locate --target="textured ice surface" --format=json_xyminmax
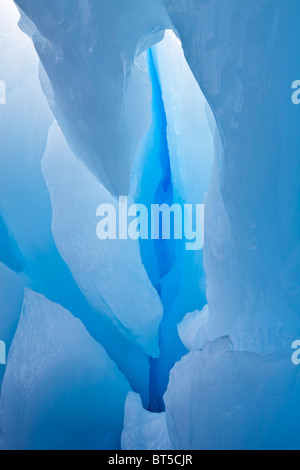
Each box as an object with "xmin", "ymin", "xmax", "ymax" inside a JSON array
[
  {"xmin": 122, "ymin": 392, "xmax": 173, "ymax": 451},
  {"xmin": 165, "ymin": 337, "xmax": 300, "ymax": 450},
  {"xmin": 178, "ymin": 305, "xmax": 210, "ymax": 352},
  {"xmin": 166, "ymin": 0, "xmax": 300, "ymax": 355},
  {"xmin": 42, "ymin": 122, "xmax": 163, "ymax": 358},
  {"xmin": 14, "ymin": 0, "xmax": 171, "ymax": 196},
  {"xmin": 0, "ymin": 0, "xmax": 99, "ymax": 323},
  {"xmin": 130, "ymin": 32, "xmax": 213, "ymax": 409},
  {"xmin": 121, "ymin": 52, "xmax": 152, "ymax": 171},
  {"xmin": 1, "ymin": 1, "xmax": 154, "ymax": 405},
  {"xmin": 0, "ymin": 290, "xmax": 130, "ymax": 450},
  {"xmin": 153, "ymin": 30, "xmax": 214, "ymax": 205}
]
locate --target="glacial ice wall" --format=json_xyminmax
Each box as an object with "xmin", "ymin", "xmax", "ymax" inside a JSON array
[
  {"xmin": 0, "ymin": 0, "xmax": 159, "ymax": 410},
  {"xmin": 171, "ymin": 0, "xmax": 300, "ymax": 354},
  {"xmin": 0, "ymin": 1, "xmax": 158, "ymax": 444},
  {"xmin": 15, "ymin": 0, "xmax": 300, "ymax": 356},
  {"xmin": 1, "ymin": 290, "xmax": 130, "ymax": 450},
  {"xmin": 164, "ymin": 337, "xmax": 300, "ymax": 450},
  {"xmin": 0, "ymin": 0, "xmax": 111, "ymax": 350},
  {"xmin": 132, "ymin": 35, "xmax": 214, "ymax": 410},
  {"xmin": 0, "ymin": 0, "xmax": 298, "ymax": 450},
  {"xmin": 14, "ymin": 0, "xmax": 171, "ymax": 196},
  {"xmin": 41, "ymin": 121, "xmax": 163, "ymax": 358}
]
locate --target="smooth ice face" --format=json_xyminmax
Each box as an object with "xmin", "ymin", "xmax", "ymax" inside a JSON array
[
  {"xmin": 164, "ymin": 0, "xmax": 300, "ymax": 355},
  {"xmin": 0, "ymin": 0, "xmax": 121, "ymax": 362},
  {"xmin": 122, "ymin": 392, "xmax": 173, "ymax": 451},
  {"xmin": 177, "ymin": 305, "xmax": 210, "ymax": 352},
  {"xmin": 0, "ymin": 0, "xmax": 81, "ymax": 305},
  {"xmin": 0, "ymin": 0, "xmax": 55, "ymax": 281},
  {"xmin": 165, "ymin": 337, "xmax": 300, "ymax": 450},
  {"xmin": 0, "ymin": 0, "xmax": 151, "ymax": 404},
  {"xmin": 0, "ymin": 289, "xmax": 130, "ymax": 450},
  {"xmin": 14, "ymin": 0, "xmax": 171, "ymax": 196},
  {"xmin": 0, "ymin": 0, "xmax": 53, "ymax": 261},
  {"xmin": 42, "ymin": 122, "xmax": 163, "ymax": 358},
  {"xmin": 152, "ymin": 30, "xmax": 214, "ymax": 204},
  {"xmin": 121, "ymin": 52, "xmax": 153, "ymax": 172}
]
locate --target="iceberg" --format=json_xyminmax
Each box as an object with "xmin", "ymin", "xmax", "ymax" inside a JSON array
[{"xmin": 0, "ymin": 289, "xmax": 130, "ymax": 450}]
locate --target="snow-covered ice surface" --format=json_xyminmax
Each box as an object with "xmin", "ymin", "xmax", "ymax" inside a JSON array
[{"xmin": 0, "ymin": 0, "xmax": 297, "ymax": 450}]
